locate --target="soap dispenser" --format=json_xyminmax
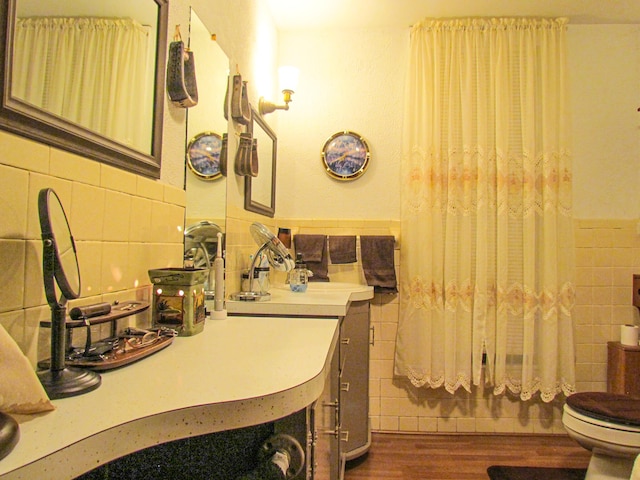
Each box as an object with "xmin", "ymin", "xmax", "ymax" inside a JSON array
[{"xmin": 289, "ymin": 253, "xmax": 308, "ymax": 292}]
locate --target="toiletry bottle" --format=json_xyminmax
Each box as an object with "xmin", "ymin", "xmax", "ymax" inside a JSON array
[{"xmin": 289, "ymin": 253, "xmax": 308, "ymax": 292}]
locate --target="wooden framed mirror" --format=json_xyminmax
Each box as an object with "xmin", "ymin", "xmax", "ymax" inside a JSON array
[
  {"xmin": 244, "ymin": 108, "xmax": 276, "ymax": 217},
  {"xmin": 0, "ymin": 0, "xmax": 168, "ymax": 179}
]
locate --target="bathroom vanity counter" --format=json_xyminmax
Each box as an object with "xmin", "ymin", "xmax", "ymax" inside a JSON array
[
  {"xmin": 227, "ymin": 282, "xmax": 374, "ymax": 317},
  {"xmin": 0, "ymin": 315, "xmax": 339, "ymax": 480}
]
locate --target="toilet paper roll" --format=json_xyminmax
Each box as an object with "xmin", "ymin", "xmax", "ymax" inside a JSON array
[{"xmin": 621, "ymin": 324, "xmax": 639, "ymax": 346}]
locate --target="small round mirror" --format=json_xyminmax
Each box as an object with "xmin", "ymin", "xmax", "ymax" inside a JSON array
[
  {"xmin": 38, "ymin": 189, "xmax": 81, "ymax": 302},
  {"xmin": 230, "ymin": 223, "xmax": 294, "ymax": 302},
  {"xmin": 37, "ymin": 188, "xmax": 101, "ymax": 399},
  {"xmin": 249, "ymin": 222, "xmax": 294, "ymax": 272}
]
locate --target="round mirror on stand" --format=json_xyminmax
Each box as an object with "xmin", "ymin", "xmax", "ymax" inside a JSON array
[
  {"xmin": 37, "ymin": 188, "xmax": 101, "ymax": 399},
  {"xmin": 230, "ymin": 223, "xmax": 295, "ymax": 302}
]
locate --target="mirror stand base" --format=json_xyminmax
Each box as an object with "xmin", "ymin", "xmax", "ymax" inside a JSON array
[
  {"xmin": 229, "ymin": 291, "xmax": 272, "ymax": 302},
  {"xmin": 37, "ymin": 367, "xmax": 101, "ymax": 400}
]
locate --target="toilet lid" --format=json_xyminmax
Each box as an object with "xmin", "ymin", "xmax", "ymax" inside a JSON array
[{"xmin": 566, "ymin": 392, "xmax": 640, "ymax": 427}]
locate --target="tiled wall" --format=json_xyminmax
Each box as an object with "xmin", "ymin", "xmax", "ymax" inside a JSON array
[
  {"xmin": 370, "ymin": 218, "xmax": 640, "ymax": 435},
  {"xmin": 0, "ymin": 131, "xmax": 186, "ymax": 367}
]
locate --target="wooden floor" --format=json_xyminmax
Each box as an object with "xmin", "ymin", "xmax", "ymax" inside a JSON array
[{"xmin": 344, "ymin": 432, "xmax": 591, "ymax": 480}]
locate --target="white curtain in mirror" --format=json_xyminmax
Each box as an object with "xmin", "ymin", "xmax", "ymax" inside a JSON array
[
  {"xmin": 395, "ymin": 17, "xmax": 576, "ymax": 402},
  {"xmin": 13, "ymin": 17, "xmax": 152, "ymax": 152}
]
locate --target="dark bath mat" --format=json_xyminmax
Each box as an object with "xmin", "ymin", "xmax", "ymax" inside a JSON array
[{"xmin": 487, "ymin": 465, "xmax": 586, "ymax": 480}]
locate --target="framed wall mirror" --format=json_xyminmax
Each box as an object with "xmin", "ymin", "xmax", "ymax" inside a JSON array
[
  {"xmin": 0, "ymin": 0, "xmax": 168, "ymax": 179},
  {"xmin": 244, "ymin": 108, "xmax": 276, "ymax": 217}
]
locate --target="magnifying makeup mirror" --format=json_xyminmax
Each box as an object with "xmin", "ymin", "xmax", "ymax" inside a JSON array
[
  {"xmin": 37, "ymin": 188, "xmax": 101, "ymax": 399},
  {"xmin": 230, "ymin": 222, "xmax": 294, "ymax": 302}
]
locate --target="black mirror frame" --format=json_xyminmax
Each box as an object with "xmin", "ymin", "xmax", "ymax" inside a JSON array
[
  {"xmin": 0, "ymin": 0, "xmax": 168, "ymax": 179},
  {"xmin": 244, "ymin": 108, "xmax": 277, "ymax": 217}
]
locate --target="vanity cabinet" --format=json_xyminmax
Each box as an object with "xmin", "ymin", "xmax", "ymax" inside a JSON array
[
  {"xmin": 309, "ymin": 332, "xmax": 341, "ymax": 480},
  {"xmin": 339, "ymin": 301, "xmax": 371, "ymax": 464}
]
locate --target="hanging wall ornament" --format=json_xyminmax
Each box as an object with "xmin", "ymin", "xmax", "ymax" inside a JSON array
[
  {"xmin": 166, "ymin": 25, "xmax": 199, "ymax": 108},
  {"xmin": 230, "ymin": 72, "xmax": 251, "ymax": 125}
]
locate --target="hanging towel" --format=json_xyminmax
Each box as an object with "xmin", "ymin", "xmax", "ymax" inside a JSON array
[
  {"xmin": 360, "ymin": 236, "xmax": 397, "ymax": 293},
  {"xmin": 294, "ymin": 234, "xmax": 329, "ymax": 282},
  {"xmin": 329, "ymin": 235, "xmax": 357, "ymax": 264}
]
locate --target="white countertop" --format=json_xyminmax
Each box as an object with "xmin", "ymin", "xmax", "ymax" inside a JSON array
[
  {"xmin": 226, "ymin": 282, "xmax": 374, "ymax": 317},
  {"xmin": 0, "ymin": 315, "xmax": 339, "ymax": 480}
]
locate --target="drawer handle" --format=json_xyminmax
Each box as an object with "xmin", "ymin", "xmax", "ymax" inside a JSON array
[
  {"xmin": 341, "ymin": 337, "xmax": 350, "ymax": 345},
  {"xmin": 340, "ymin": 430, "xmax": 349, "ymax": 443},
  {"xmin": 321, "ymin": 428, "xmax": 339, "ymax": 438},
  {"xmin": 341, "ymin": 382, "xmax": 350, "ymax": 392},
  {"xmin": 370, "ymin": 325, "xmax": 375, "ymax": 346}
]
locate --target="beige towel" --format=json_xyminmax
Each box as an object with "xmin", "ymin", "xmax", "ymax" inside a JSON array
[{"xmin": 0, "ymin": 324, "xmax": 54, "ymax": 414}]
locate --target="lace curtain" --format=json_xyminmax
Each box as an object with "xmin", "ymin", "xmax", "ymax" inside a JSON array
[
  {"xmin": 395, "ymin": 17, "xmax": 576, "ymax": 402},
  {"xmin": 12, "ymin": 17, "xmax": 151, "ymax": 152}
]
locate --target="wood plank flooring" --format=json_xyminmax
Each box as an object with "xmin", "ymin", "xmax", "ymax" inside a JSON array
[{"xmin": 344, "ymin": 432, "xmax": 591, "ymax": 479}]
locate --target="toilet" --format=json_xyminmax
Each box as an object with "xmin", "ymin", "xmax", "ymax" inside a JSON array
[{"xmin": 562, "ymin": 392, "xmax": 640, "ymax": 479}]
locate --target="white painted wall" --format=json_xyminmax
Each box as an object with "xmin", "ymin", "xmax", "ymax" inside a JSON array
[
  {"xmin": 568, "ymin": 24, "xmax": 640, "ymax": 219},
  {"xmin": 276, "ymin": 28, "xmax": 406, "ymax": 219},
  {"xmin": 274, "ymin": 23, "xmax": 640, "ymax": 221}
]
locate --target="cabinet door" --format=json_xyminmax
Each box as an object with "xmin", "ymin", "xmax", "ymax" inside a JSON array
[
  {"xmin": 340, "ymin": 301, "xmax": 370, "ymax": 461},
  {"xmin": 311, "ymin": 332, "xmax": 341, "ymax": 480}
]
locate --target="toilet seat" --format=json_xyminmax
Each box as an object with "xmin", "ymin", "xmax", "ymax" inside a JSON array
[
  {"xmin": 567, "ymin": 392, "xmax": 640, "ymax": 427},
  {"xmin": 563, "ymin": 393, "xmax": 640, "ymax": 457}
]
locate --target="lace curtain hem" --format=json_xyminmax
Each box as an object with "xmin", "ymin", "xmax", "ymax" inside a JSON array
[{"xmin": 402, "ymin": 367, "xmax": 576, "ymax": 403}]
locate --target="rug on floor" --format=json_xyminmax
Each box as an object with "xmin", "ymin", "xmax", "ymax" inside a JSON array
[{"xmin": 487, "ymin": 465, "xmax": 586, "ymax": 480}]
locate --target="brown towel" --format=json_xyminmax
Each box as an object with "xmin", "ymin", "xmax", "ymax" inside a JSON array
[
  {"xmin": 329, "ymin": 236, "xmax": 357, "ymax": 264},
  {"xmin": 294, "ymin": 234, "xmax": 329, "ymax": 281},
  {"xmin": 360, "ymin": 236, "xmax": 397, "ymax": 293}
]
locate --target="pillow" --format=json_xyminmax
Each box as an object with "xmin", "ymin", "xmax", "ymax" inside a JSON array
[{"xmin": 0, "ymin": 324, "xmax": 54, "ymax": 414}]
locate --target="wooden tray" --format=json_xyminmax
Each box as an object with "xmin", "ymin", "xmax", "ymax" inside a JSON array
[{"xmin": 39, "ymin": 335, "xmax": 174, "ymax": 371}]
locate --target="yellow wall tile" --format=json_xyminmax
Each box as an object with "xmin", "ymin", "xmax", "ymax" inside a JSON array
[
  {"xmin": 101, "ymin": 242, "xmax": 131, "ymax": 293},
  {"xmin": 103, "ymin": 190, "xmax": 132, "ymax": 242},
  {"xmin": 0, "ymin": 239, "xmax": 25, "ymax": 312},
  {"xmin": 137, "ymin": 176, "xmax": 164, "ymax": 201},
  {"xmin": 71, "ymin": 182, "xmax": 106, "ymax": 241},
  {"xmin": 0, "ymin": 164, "xmax": 29, "ymax": 238},
  {"xmin": 101, "ymin": 164, "xmax": 137, "ymax": 195},
  {"xmin": 0, "ymin": 131, "xmax": 49, "ymax": 173},
  {"xmin": 50, "ymin": 149, "xmax": 101, "ymax": 186},
  {"xmin": 129, "ymin": 196, "xmax": 153, "ymax": 243}
]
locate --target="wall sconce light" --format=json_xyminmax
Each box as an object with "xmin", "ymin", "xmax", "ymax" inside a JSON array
[{"xmin": 259, "ymin": 66, "xmax": 299, "ymax": 116}]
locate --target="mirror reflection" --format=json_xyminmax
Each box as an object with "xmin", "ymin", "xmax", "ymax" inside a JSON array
[
  {"xmin": 184, "ymin": 8, "xmax": 228, "ymax": 233},
  {"xmin": 244, "ymin": 108, "xmax": 277, "ymax": 217},
  {"xmin": 13, "ymin": 0, "xmax": 158, "ymax": 154},
  {"xmin": 0, "ymin": 0, "xmax": 166, "ymax": 178}
]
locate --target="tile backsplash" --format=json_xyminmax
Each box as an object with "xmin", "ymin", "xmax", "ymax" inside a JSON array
[{"xmin": 0, "ymin": 131, "xmax": 185, "ymax": 367}]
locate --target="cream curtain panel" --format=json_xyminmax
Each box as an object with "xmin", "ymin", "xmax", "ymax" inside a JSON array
[
  {"xmin": 395, "ymin": 18, "xmax": 576, "ymax": 402},
  {"xmin": 13, "ymin": 17, "xmax": 151, "ymax": 152}
]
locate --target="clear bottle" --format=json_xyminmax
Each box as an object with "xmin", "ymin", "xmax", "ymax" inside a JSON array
[{"xmin": 289, "ymin": 253, "xmax": 308, "ymax": 292}]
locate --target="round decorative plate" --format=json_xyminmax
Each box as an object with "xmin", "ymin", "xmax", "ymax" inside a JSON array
[
  {"xmin": 186, "ymin": 132, "xmax": 222, "ymax": 180},
  {"xmin": 321, "ymin": 131, "xmax": 370, "ymax": 180}
]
